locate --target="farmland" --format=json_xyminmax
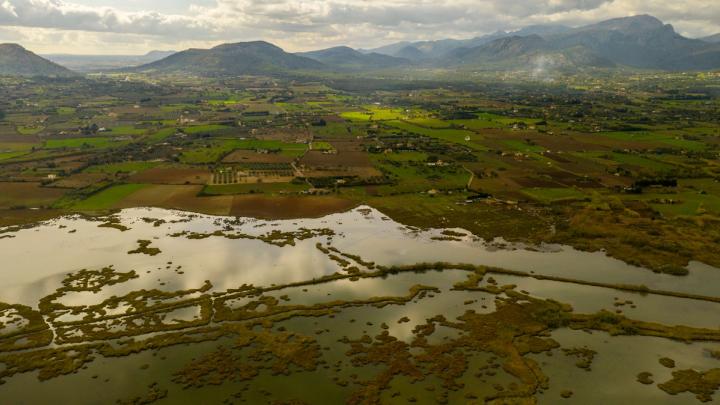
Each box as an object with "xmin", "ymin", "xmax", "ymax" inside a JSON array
[{"xmin": 0, "ymin": 71, "xmax": 718, "ymax": 274}]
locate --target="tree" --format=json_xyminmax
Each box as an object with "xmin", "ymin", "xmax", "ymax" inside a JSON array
[{"xmin": 0, "ymin": 110, "xmax": 5, "ymax": 121}]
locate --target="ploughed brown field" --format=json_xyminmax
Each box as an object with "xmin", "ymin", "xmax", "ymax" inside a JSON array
[
  {"xmin": 229, "ymin": 195, "xmax": 357, "ymax": 219},
  {"xmin": 127, "ymin": 167, "xmax": 212, "ymax": 185},
  {"xmin": 109, "ymin": 185, "xmax": 356, "ymax": 218},
  {"xmin": 47, "ymin": 173, "xmax": 108, "ymax": 189},
  {"xmin": 222, "ymin": 150, "xmax": 295, "ymax": 164},
  {"xmin": 0, "ymin": 182, "xmax": 65, "ymax": 209},
  {"xmin": 113, "ymin": 185, "xmax": 234, "ymax": 215}
]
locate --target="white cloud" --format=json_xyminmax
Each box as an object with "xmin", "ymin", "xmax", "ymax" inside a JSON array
[{"xmin": 0, "ymin": 0, "xmax": 717, "ymax": 54}]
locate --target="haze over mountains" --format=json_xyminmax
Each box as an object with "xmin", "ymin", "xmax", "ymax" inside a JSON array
[
  {"xmin": 703, "ymin": 34, "xmax": 720, "ymax": 44},
  {"xmin": 1, "ymin": 15, "xmax": 720, "ymax": 77},
  {"xmin": 367, "ymin": 15, "xmax": 720, "ymax": 71},
  {"xmin": 298, "ymin": 47, "xmax": 410, "ymax": 71},
  {"xmin": 136, "ymin": 41, "xmax": 324, "ymax": 76},
  {"xmin": 43, "ymin": 51, "xmax": 176, "ymax": 73}
]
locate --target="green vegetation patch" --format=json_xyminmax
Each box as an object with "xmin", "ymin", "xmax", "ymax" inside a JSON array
[
  {"xmin": 600, "ymin": 131, "xmax": 707, "ymax": 151},
  {"xmin": 384, "ymin": 120, "xmax": 485, "ymax": 151},
  {"xmin": 45, "ymin": 137, "xmax": 127, "ymax": 150},
  {"xmin": 182, "ymin": 125, "xmax": 233, "ymax": 135},
  {"xmin": 180, "ymin": 139, "xmax": 307, "ymax": 164},
  {"xmin": 84, "ymin": 161, "xmax": 160, "ymax": 175},
  {"xmin": 501, "ymin": 140, "xmax": 545, "ymax": 153},
  {"xmin": 71, "ymin": 184, "xmax": 148, "ymax": 211},
  {"xmin": 311, "ymin": 141, "xmax": 334, "ymax": 151},
  {"xmin": 341, "ymin": 106, "xmax": 407, "ymax": 122},
  {"xmin": 109, "ymin": 125, "xmax": 147, "ymax": 136},
  {"xmin": 16, "ymin": 126, "xmax": 44, "ymax": 135}
]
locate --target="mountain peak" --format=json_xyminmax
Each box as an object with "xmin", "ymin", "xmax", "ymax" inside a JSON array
[
  {"xmin": 0, "ymin": 43, "xmax": 27, "ymax": 52},
  {"xmin": 585, "ymin": 14, "xmax": 668, "ymax": 33},
  {"xmin": 212, "ymin": 41, "xmax": 283, "ymax": 52},
  {"xmin": 136, "ymin": 41, "xmax": 324, "ymax": 75}
]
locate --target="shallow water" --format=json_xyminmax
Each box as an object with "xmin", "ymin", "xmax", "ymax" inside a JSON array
[{"xmin": 0, "ymin": 206, "xmax": 719, "ymax": 404}]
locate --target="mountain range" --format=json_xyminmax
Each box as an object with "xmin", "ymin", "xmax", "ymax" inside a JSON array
[
  {"xmin": 368, "ymin": 15, "xmax": 720, "ymax": 71},
  {"xmin": 297, "ymin": 46, "xmax": 410, "ymax": 70},
  {"xmin": 1, "ymin": 15, "xmax": 720, "ymax": 77}
]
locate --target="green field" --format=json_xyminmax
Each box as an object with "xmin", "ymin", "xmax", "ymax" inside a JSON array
[
  {"xmin": 384, "ymin": 120, "xmax": 485, "ymax": 150},
  {"xmin": 109, "ymin": 125, "xmax": 147, "ymax": 136},
  {"xmin": 600, "ymin": 131, "xmax": 707, "ymax": 151},
  {"xmin": 45, "ymin": 137, "xmax": 127, "ymax": 149},
  {"xmin": 371, "ymin": 154, "xmax": 470, "ymax": 195},
  {"xmin": 341, "ymin": 106, "xmax": 408, "ymax": 122},
  {"xmin": 71, "ymin": 184, "xmax": 147, "ymax": 210},
  {"xmin": 182, "ymin": 124, "xmax": 233, "ymax": 134},
  {"xmin": 84, "ymin": 161, "xmax": 160, "ymax": 175}
]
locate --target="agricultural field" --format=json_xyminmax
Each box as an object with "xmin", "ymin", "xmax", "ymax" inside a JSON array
[{"xmin": 0, "ymin": 71, "xmax": 718, "ymax": 274}]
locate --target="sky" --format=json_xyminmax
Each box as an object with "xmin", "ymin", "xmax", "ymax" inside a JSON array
[{"xmin": 0, "ymin": 0, "xmax": 718, "ymax": 55}]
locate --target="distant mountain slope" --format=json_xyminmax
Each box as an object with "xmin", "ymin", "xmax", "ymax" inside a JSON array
[
  {"xmin": 298, "ymin": 46, "xmax": 410, "ymax": 70},
  {"xmin": 44, "ymin": 50, "xmax": 175, "ymax": 72},
  {"xmin": 442, "ymin": 35, "xmax": 614, "ymax": 70},
  {"xmin": 544, "ymin": 15, "xmax": 718, "ymax": 70},
  {"xmin": 366, "ymin": 24, "xmax": 571, "ymax": 60},
  {"xmin": 395, "ymin": 45, "xmax": 427, "ymax": 61},
  {"xmin": 122, "ymin": 16, "xmax": 720, "ymax": 75},
  {"xmin": 0, "ymin": 44, "xmax": 76, "ymax": 77},
  {"xmin": 365, "ymin": 16, "xmax": 720, "ymax": 71},
  {"xmin": 446, "ymin": 35, "xmax": 548, "ymax": 64},
  {"xmin": 701, "ymin": 34, "xmax": 720, "ymax": 44},
  {"xmin": 134, "ymin": 41, "xmax": 324, "ymax": 75}
]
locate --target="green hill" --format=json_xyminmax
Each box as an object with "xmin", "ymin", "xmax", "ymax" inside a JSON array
[
  {"xmin": 134, "ymin": 41, "xmax": 325, "ymax": 76},
  {"xmin": 0, "ymin": 44, "xmax": 76, "ymax": 77}
]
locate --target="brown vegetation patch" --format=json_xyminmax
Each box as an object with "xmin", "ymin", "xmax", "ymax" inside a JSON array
[
  {"xmin": 230, "ymin": 195, "xmax": 356, "ymax": 219},
  {"xmin": 658, "ymin": 368, "xmax": 720, "ymax": 402},
  {"xmin": 326, "ymin": 140, "xmax": 364, "ymax": 152},
  {"xmin": 48, "ymin": 173, "xmax": 108, "ymax": 189},
  {"xmin": 113, "ymin": 185, "xmax": 233, "ymax": 216},
  {"xmin": 222, "ymin": 150, "xmax": 295, "ymax": 164},
  {"xmin": 513, "ymin": 176, "xmax": 564, "ymax": 188},
  {"xmin": 0, "ymin": 182, "xmax": 65, "ymax": 209},
  {"xmin": 303, "ymin": 167, "xmax": 382, "ymax": 179},
  {"xmin": 300, "ymin": 151, "xmax": 372, "ymax": 168},
  {"xmin": 0, "ymin": 208, "xmax": 64, "ymax": 227},
  {"xmin": 253, "ymin": 127, "xmax": 312, "ymax": 142},
  {"xmin": 551, "ymin": 204, "xmax": 720, "ymax": 273},
  {"xmin": 127, "ymin": 167, "xmax": 211, "ymax": 185}
]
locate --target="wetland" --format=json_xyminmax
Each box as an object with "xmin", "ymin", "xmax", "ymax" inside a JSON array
[{"xmin": 2, "ymin": 206, "xmax": 720, "ymax": 404}]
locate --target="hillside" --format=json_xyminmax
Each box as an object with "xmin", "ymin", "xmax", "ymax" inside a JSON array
[
  {"xmin": 701, "ymin": 34, "xmax": 720, "ymax": 44},
  {"xmin": 0, "ymin": 44, "xmax": 76, "ymax": 77},
  {"xmin": 544, "ymin": 15, "xmax": 720, "ymax": 70},
  {"xmin": 129, "ymin": 16, "xmax": 720, "ymax": 75},
  {"xmin": 368, "ymin": 15, "xmax": 720, "ymax": 71},
  {"xmin": 134, "ymin": 41, "xmax": 324, "ymax": 75},
  {"xmin": 298, "ymin": 46, "xmax": 410, "ymax": 70}
]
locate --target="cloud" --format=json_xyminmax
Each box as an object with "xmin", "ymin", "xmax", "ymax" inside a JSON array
[{"xmin": 0, "ymin": 0, "xmax": 718, "ymax": 54}]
